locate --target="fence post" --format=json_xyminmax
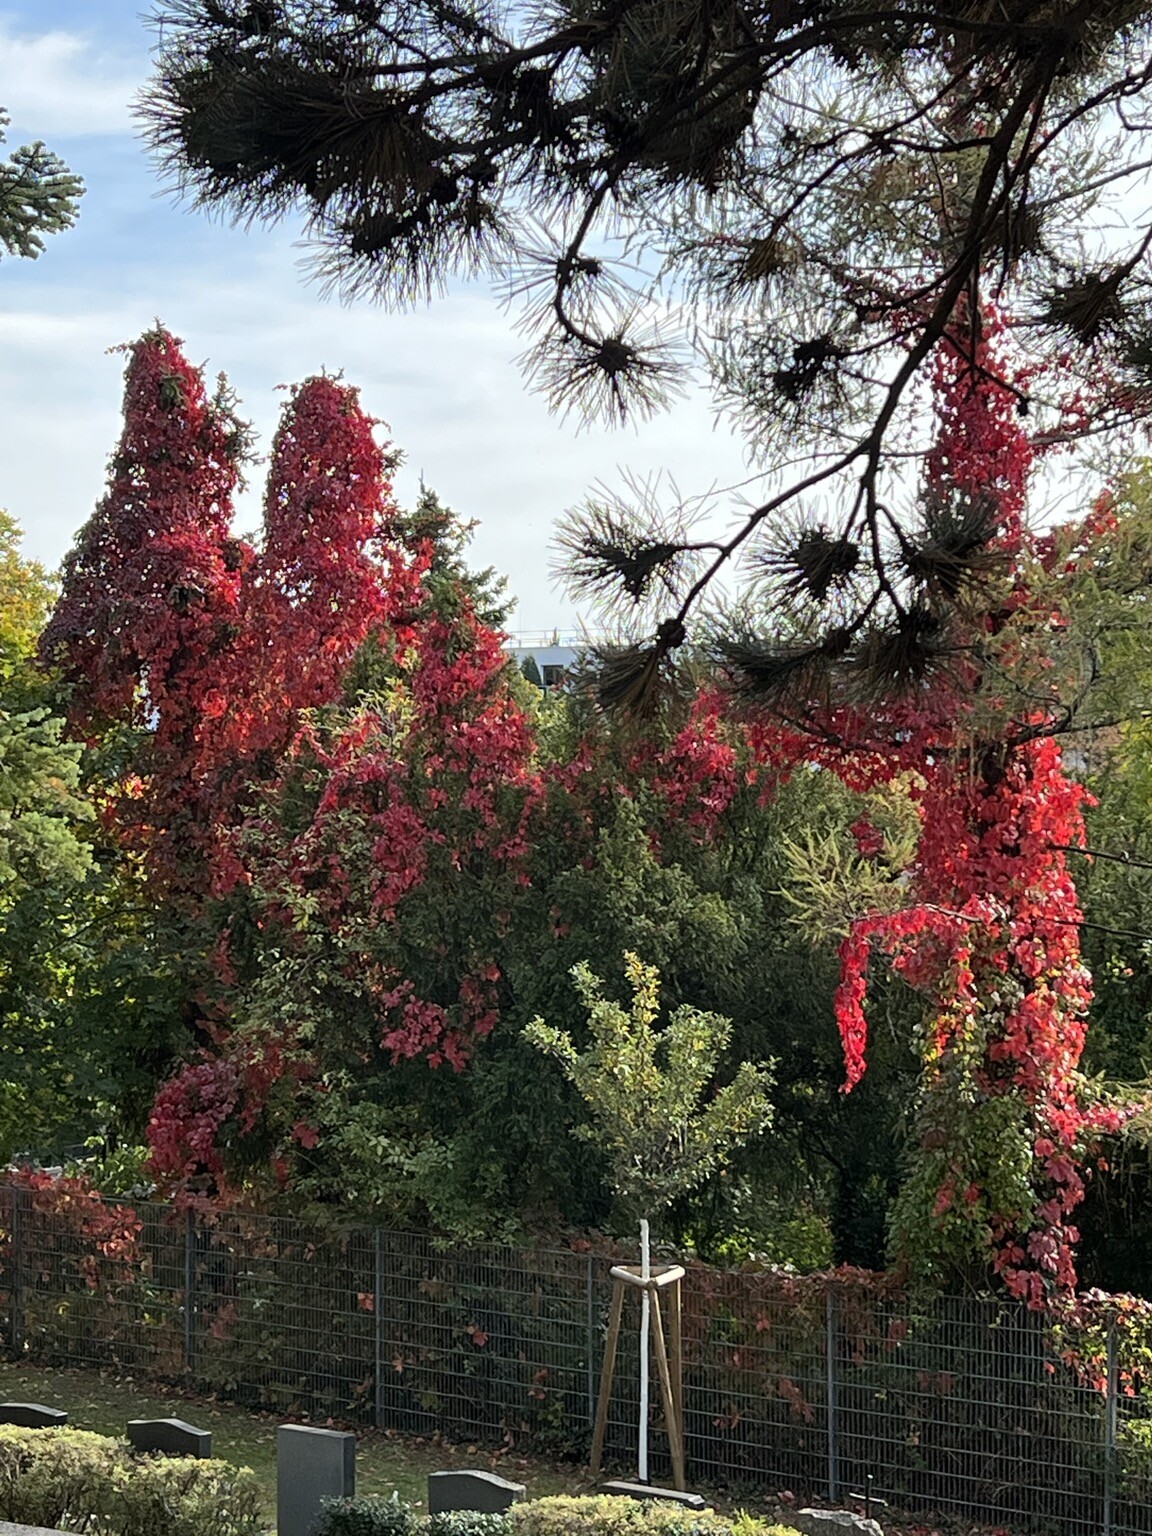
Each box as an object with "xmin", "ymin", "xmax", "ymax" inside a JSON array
[
  {"xmin": 183, "ymin": 1207, "xmax": 196, "ymax": 1374},
  {"xmin": 586, "ymin": 1253, "xmax": 597, "ymax": 1430},
  {"xmin": 1104, "ymin": 1320, "xmax": 1118, "ymax": 1536},
  {"xmin": 826, "ymin": 1288, "xmax": 840, "ymax": 1503},
  {"xmin": 374, "ymin": 1228, "xmax": 385, "ymax": 1429},
  {"xmin": 8, "ymin": 1184, "xmax": 26, "ymax": 1357}
]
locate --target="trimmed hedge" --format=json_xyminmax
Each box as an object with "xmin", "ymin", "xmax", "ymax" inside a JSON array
[
  {"xmin": 0, "ymin": 1424, "xmax": 262, "ymax": 1536},
  {"xmin": 316, "ymin": 1495, "xmax": 418, "ymax": 1536},
  {"xmin": 511, "ymin": 1500, "xmax": 737, "ymax": 1536},
  {"xmin": 315, "ymin": 1494, "xmax": 800, "ymax": 1536}
]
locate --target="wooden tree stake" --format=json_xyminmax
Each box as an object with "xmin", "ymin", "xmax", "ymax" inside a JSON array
[{"xmin": 590, "ymin": 1263, "xmax": 687, "ymax": 1491}]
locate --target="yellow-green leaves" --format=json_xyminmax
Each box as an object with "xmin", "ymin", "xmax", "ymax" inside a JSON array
[{"xmin": 525, "ymin": 952, "xmax": 773, "ymax": 1222}]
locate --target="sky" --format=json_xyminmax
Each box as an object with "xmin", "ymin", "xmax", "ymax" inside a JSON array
[{"xmin": 0, "ymin": 1, "xmax": 760, "ymax": 634}]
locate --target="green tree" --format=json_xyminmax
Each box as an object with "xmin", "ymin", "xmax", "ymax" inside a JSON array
[
  {"xmin": 212, "ymin": 670, "xmax": 912, "ymax": 1260},
  {"xmin": 0, "ymin": 109, "xmax": 82, "ymax": 260},
  {"xmin": 0, "ymin": 516, "xmax": 96, "ymax": 1156},
  {"xmin": 0, "ymin": 513, "xmax": 190, "ymax": 1165},
  {"xmin": 525, "ymin": 952, "xmax": 774, "ymax": 1229},
  {"xmin": 0, "ymin": 515, "xmax": 87, "ymax": 909},
  {"xmin": 394, "ymin": 483, "xmax": 510, "ymax": 632}
]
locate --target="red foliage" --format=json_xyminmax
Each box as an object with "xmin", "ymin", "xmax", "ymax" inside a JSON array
[
  {"xmin": 191, "ymin": 374, "xmax": 424, "ymax": 896},
  {"xmin": 200, "ymin": 377, "xmax": 421, "ymax": 839},
  {"xmin": 51, "ymin": 327, "xmax": 1122, "ymax": 1300},
  {"xmin": 6, "ymin": 1169, "xmax": 142, "ymax": 1290},
  {"xmin": 633, "ymin": 694, "xmax": 741, "ymax": 833},
  {"xmin": 41, "ymin": 330, "xmax": 246, "ymax": 735},
  {"xmin": 41, "ymin": 329, "xmax": 248, "ymax": 889},
  {"xmin": 148, "ymin": 1057, "xmax": 241, "ymax": 1180},
  {"xmin": 825, "ymin": 316, "xmax": 1129, "ymax": 1302},
  {"xmin": 42, "ymin": 336, "xmax": 450, "ymax": 1188},
  {"xmin": 249, "ymin": 605, "xmax": 540, "ymax": 1075},
  {"xmin": 46, "ymin": 348, "xmax": 422, "ymax": 905},
  {"xmin": 146, "ymin": 1026, "xmax": 316, "ymax": 1192}
]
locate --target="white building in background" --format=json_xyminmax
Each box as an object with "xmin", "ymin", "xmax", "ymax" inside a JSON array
[{"xmin": 504, "ymin": 630, "xmax": 582, "ymax": 689}]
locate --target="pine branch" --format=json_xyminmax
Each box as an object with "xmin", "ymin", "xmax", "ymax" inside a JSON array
[{"xmin": 0, "ymin": 112, "xmax": 83, "ymax": 261}]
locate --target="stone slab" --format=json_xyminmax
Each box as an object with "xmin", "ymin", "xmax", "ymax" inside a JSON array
[
  {"xmin": 0, "ymin": 1405, "xmax": 67, "ymax": 1429},
  {"xmin": 277, "ymin": 1424, "xmax": 355, "ymax": 1536},
  {"xmin": 789, "ymin": 1511, "xmax": 884, "ymax": 1536},
  {"xmin": 0, "ymin": 1523, "xmax": 73, "ymax": 1536},
  {"xmin": 597, "ymin": 1483, "xmax": 708, "ymax": 1511},
  {"xmin": 427, "ymin": 1470, "xmax": 527, "ymax": 1514},
  {"xmin": 127, "ymin": 1417, "xmax": 212, "ymax": 1458}
]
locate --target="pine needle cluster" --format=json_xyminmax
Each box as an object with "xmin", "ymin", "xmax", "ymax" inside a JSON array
[{"xmin": 141, "ymin": 0, "xmax": 1152, "ymax": 720}]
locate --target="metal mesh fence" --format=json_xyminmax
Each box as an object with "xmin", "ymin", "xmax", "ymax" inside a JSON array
[{"xmin": 2, "ymin": 1183, "xmax": 1151, "ymax": 1536}]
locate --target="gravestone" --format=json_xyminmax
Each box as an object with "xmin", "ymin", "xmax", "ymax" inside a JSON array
[
  {"xmin": 788, "ymin": 1512, "xmax": 884, "ymax": 1536},
  {"xmin": 0, "ymin": 1405, "xmax": 66, "ymax": 1429},
  {"xmin": 597, "ymin": 1483, "xmax": 708, "ymax": 1512},
  {"xmin": 127, "ymin": 1418, "xmax": 212, "ymax": 1458},
  {"xmin": 427, "ymin": 1471, "xmax": 527, "ymax": 1514},
  {"xmin": 276, "ymin": 1424, "xmax": 355, "ymax": 1536}
]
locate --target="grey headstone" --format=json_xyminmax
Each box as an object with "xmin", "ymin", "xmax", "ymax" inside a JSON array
[
  {"xmin": 597, "ymin": 1483, "xmax": 708, "ymax": 1512},
  {"xmin": 0, "ymin": 1523, "xmax": 74, "ymax": 1536},
  {"xmin": 789, "ymin": 1511, "xmax": 884, "ymax": 1536},
  {"xmin": 427, "ymin": 1471, "xmax": 527, "ymax": 1515},
  {"xmin": 127, "ymin": 1418, "xmax": 212, "ymax": 1458},
  {"xmin": 277, "ymin": 1424, "xmax": 355, "ymax": 1536},
  {"xmin": 0, "ymin": 1405, "xmax": 67, "ymax": 1429}
]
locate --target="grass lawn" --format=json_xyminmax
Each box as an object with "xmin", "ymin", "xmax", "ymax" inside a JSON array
[{"xmin": 0, "ymin": 1361, "xmax": 601, "ymax": 1528}]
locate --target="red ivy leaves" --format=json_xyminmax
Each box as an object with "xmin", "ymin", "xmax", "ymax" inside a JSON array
[
  {"xmin": 203, "ymin": 376, "xmax": 420, "ymax": 798},
  {"xmin": 41, "ymin": 329, "xmax": 246, "ymax": 737},
  {"xmin": 5, "ymin": 1170, "xmax": 142, "ymax": 1289},
  {"xmin": 42, "ymin": 329, "xmax": 249, "ymax": 892},
  {"xmin": 826, "ymin": 314, "xmax": 1131, "ymax": 1304}
]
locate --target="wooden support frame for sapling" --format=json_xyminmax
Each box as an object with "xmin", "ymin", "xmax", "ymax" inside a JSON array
[{"xmin": 590, "ymin": 1247, "xmax": 686, "ymax": 1490}]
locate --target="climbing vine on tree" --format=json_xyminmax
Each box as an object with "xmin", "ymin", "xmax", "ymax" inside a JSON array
[
  {"xmin": 815, "ymin": 317, "xmax": 1142, "ymax": 1303},
  {"xmin": 40, "ymin": 328, "xmax": 249, "ymax": 896}
]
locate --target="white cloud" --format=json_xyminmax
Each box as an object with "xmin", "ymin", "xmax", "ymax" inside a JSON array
[{"xmin": 0, "ymin": 17, "xmax": 141, "ymax": 139}]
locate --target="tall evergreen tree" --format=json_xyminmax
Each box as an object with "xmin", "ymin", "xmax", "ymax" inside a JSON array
[
  {"xmin": 41, "ymin": 329, "xmax": 252, "ymax": 897},
  {"xmin": 41, "ymin": 328, "xmax": 247, "ymax": 745}
]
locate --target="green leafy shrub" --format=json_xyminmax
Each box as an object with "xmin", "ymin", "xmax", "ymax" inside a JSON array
[
  {"xmin": 109, "ymin": 1455, "xmax": 261, "ymax": 1536},
  {"xmin": 313, "ymin": 1495, "xmax": 801, "ymax": 1536},
  {"xmin": 511, "ymin": 1497, "xmax": 737, "ymax": 1536},
  {"xmin": 1119, "ymin": 1418, "xmax": 1152, "ymax": 1498},
  {"xmin": 0, "ymin": 1425, "xmax": 260, "ymax": 1536},
  {"xmin": 0, "ymin": 1426, "xmax": 119, "ymax": 1531},
  {"xmin": 315, "ymin": 1494, "xmax": 420, "ymax": 1536},
  {"xmin": 426, "ymin": 1512, "xmax": 512, "ymax": 1536},
  {"xmin": 509, "ymin": 1498, "xmax": 799, "ymax": 1536}
]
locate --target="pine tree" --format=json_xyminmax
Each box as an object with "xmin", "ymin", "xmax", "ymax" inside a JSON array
[
  {"xmin": 141, "ymin": 0, "xmax": 1152, "ymax": 701},
  {"xmin": 0, "ymin": 109, "xmax": 82, "ymax": 261}
]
